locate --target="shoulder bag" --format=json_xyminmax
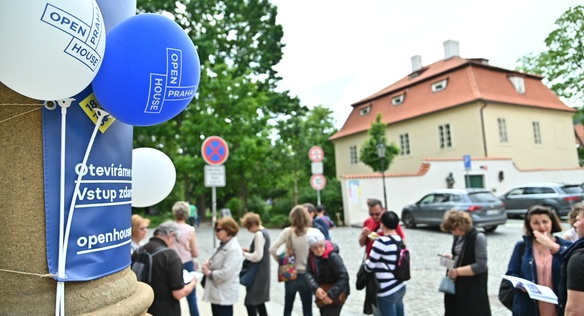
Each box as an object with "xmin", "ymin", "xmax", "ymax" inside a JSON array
[
  {"xmin": 277, "ymin": 230, "xmax": 297, "ymax": 282},
  {"xmin": 315, "ymin": 283, "xmax": 347, "ymax": 307},
  {"xmin": 498, "ymin": 241, "xmax": 526, "ymax": 310}
]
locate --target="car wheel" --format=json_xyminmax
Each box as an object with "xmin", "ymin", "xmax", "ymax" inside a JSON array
[
  {"xmin": 402, "ymin": 212, "xmax": 417, "ymax": 228},
  {"xmin": 483, "ymin": 225, "xmax": 498, "ymax": 232}
]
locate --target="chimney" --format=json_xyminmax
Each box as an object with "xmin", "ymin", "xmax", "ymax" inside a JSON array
[
  {"xmin": 443, "ymin": 40, "xmax": 460, "ymax": 59},
  {"xmin": 411, "ymin": 55, "xmax": 422, "ymax": 72}
]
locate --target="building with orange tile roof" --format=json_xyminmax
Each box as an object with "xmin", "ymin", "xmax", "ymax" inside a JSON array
[{"xmin": 331, "ymin": 40, "xmax": 579, "ymax": 178}]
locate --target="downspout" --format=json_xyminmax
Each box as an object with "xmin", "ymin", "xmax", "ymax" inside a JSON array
[{"xmin": 479, "ymin": 101, "xmax": 488, "ymax": 157}]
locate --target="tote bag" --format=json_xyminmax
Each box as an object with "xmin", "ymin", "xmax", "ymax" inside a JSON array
[{"xmin": 277, "ymin": 232, "xmax": 297, "ymax": 282}]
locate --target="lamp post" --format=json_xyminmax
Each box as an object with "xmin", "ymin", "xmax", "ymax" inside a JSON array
[{"xmin": 376, "ymin": 142, "xmax": 388, "ymax": 209}]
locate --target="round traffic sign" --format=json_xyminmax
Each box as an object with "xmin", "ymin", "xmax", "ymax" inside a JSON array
[
  {"xmin": 202, "ymin": 136, "xmax": 229, "ymax": 166},
  {"xmin": 308, "ymin": 146, "xmax": 324, "ymax": 162},
  {"xmin": 310, "ymin": 174, "xmax": 326, "ymax": 190}
]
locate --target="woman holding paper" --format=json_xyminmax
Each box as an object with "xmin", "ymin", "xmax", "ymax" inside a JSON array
[
  {"xmin": 440, "ymin": 210, "xmax": 490, "ymax": 316},
  {"xmin": 504, "ymin": 205, "xmax": 571, "ymax": 316}
]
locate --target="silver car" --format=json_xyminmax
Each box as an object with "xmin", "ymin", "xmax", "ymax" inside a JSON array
[
  {"xmin": 499, "ymin": 182, "xmax": 584, "ymax": 218},
  {"xmin": 401, "ymin": 189, "xmax": 507, "ymax": 232}
]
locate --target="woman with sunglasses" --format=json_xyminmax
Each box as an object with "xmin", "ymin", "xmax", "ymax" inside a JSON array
[
  {"xmin": 202, "ymin": 217, "xmax": 244, "ymax": 316},
  {"xmin": 504, "ymin": 205, "xmax": 571, "ymax": 316}
]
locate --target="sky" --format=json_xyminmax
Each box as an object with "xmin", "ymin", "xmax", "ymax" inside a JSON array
[{"xmin": 269, "ymin": 0, "xmax": 582, "ymax": 129}]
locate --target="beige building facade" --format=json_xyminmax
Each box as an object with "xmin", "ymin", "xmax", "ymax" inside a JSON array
[{"xmin": 330, "ymin": 41, "xmax": 584, "ymax": 225}]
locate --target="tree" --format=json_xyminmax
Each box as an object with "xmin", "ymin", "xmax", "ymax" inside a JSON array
[
  {"xmin": 359, "ymin": 113, "xmax": 399, "ymax": 172},
  {"xmin": 134, "ymin": 0, "xmax": 296, "ymax": 214},
  {"xmin": 516, "ymin": 5, "xmax": 584, "ymax": 106},
  {"xmin": 516, "ymin": 5, "xmax": 584, "ymax": 165}
]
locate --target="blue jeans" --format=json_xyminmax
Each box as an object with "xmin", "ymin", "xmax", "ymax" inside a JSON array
[
  {"xmin": 183, "ymin": 261, "xmax": 199, "ymax": 316},
  {"xmin": 284, "ymin": 273, "xmax": 313, "ymax": 316},
  {"xmin": 374, "ymin": 285, "xmax": 406, "ymax": 316}
]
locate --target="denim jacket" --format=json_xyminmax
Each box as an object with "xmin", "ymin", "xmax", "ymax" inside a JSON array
[{"xmin": 505, "ymin": 236, "xmax": 571, "ymax": 315}]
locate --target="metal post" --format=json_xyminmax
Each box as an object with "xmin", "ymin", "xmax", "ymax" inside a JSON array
[
  {"xmin": 317, "ymin": 189, "xmax": 321, "ymax": 205},
  {"xmin": 212, "ymin": 186, "xmax": 217, "ymax": 248},
  {"xmin": 465, "ymin": 171, "xmax": 469, "ymax": 188},
  {"xmin": 381, "ymin": 156, "xmax": 388, "ymax": 209}
]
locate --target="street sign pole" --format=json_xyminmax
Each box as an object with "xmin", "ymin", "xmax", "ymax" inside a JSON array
[
  {"xmin": 317, "ymin": 190, "xmax": 321, "ymax": 206},
  {"xmin": 463, "ymin": 154, "xmax": 471, "ymax": 188},
  {"xmin": 202, "ymin": 136, "xmax": 229, "ymax": 249},
  {"xmin": 212, "ymin": 187, "xmax": 217, "ymax": 248}
]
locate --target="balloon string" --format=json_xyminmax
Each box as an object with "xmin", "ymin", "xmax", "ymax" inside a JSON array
[
  {"xmin": 0, "ymin": 107, "xmax": 41, "ymax": 125},
  {"xmin": 0, "ymin": 268, "xmax": 56, "ymax": 278}
]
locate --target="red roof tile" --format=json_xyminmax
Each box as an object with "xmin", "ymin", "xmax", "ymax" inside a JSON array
[{"xmin": 331, "ymin": 57, "xmax": 575, "ymax": 140}]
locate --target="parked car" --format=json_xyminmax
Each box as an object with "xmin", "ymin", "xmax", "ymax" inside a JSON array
[
  {"xmin": 401, "ymin": 189, "xmax": 507, "ymax": 232},
  {"xmin": 499, "ymin": 182, "xmax": 584, "ymax": 218}
]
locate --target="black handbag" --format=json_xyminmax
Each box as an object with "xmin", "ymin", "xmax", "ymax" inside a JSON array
[{"xmin": 498, "ymin": 279, "xmax": 514, "ymax": 310}]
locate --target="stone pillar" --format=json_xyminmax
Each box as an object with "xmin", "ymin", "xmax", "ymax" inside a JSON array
[{"xmin": 0, "ymin": 83, "xmax": 153, "ymax": 315}]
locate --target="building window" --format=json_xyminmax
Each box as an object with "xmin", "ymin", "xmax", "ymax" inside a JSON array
[
  {"xmin": 533, "ymin": 121, "xmax": 542, "ymax": 144},
  {"xmin": 392, "ymin": 94, "xmax": 405, "ymax": 106},
  {"xmin": 359, "ymin": 105, "xmax": 371, "ymax": 116},
  {"xmin": 350, "ymin": 146, "xmax": 358, "ymax": 164},
  {"xmin": 400, "ymin": 133, "xmax": 410, "ymax": 155},
  {"xmin": 509, "ymin": 76, "xmax": 525, "ymax": 94},
  {"xmin": 498, "ymin": 118, "xmax": 508, "ymax": 143},
  {"xmin": 432, "ymin": 79, "xmax": 448, "ymax": 93},
  {"xmin": 438, "ymin": 124, "xmax": 452, "ymax": 149}
]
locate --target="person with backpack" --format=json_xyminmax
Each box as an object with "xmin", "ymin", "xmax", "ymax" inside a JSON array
[
  {"xmin": 504, "ymin": 205, "xmax": 570, "ymax": 316},
  {"xmin": 363, "ymin": 211, "xmax": 406, "ymax": 316},
  {"xmin": 440, "ymin": 210, "xmax": 490, "ymax": 316},
  {"xmin": 131, "ymin": 221, "xmax": 197, "ymax": 316}
]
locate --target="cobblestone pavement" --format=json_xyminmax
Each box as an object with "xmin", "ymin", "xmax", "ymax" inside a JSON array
[{"xmin": 188, "ymin": 218, "xmax": 559, "ymax": 316}]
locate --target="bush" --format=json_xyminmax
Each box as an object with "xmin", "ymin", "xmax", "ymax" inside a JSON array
[{"xmin": 265, "ymin": 214, "xmax": 289, "ymax": 228}]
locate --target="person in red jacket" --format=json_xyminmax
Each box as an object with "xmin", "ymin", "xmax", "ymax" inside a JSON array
[{"xmin": 358, "ymin": 198, "xmax": 406, "ymax": 257}]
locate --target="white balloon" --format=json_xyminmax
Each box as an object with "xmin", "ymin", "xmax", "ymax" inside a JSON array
[
  {"xmin": 96, "ymin": 0, "xmax": 136, "ymax": 33},
  {"xmin": 132, "ymin": 148, "xmax": 176, "ymax": 208},
  {"xmin": 0, "ymin": 0, "xmax": 106, "ymax": 100}
]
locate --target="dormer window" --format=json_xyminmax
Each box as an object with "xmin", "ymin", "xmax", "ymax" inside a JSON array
[
  {"xmin": 359, "ymin": 105, "xmax": 371, "ymax": 116},
  {"xmin": 432, "ymin": 79, "xmax": 448, "ymax": 93},
  {"xmin": 509, "ymin": 76, "xmax": 525, "ymax": 94},
  {"xmin": 392, "ymin": 94, "xmax": 405, "ymax": 106}
]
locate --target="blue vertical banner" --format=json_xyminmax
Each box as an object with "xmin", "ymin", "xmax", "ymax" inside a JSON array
[{"xmin": 42, "ymin": 85, "xmax": 133, "ymax": 281}]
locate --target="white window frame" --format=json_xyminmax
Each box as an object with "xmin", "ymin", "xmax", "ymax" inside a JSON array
[
  {"xmin": 509, "ymin": 76, "xmax": 525, "ymax": 94},
  {"xmin": 438, "ymin": 124, "xmax": 452, "ymax": 149},
  {"xmin": 400, "ymin": 133, "xmax": 410, "ymax": 155},
  {"xmin": 350, "ymin": 145, "xmax": 358, "ymax": 164},
  {"xmin": 392, "ymin": 94, "xmax": 405, "ymax": 106},
  {"xmin": 359, "ymin": 106, "xmax": 371, "ymax": 116},
  {"xmin": 533, "ymin": 121, "xmax": 542, "ymax": 144},
  {"xmin": 432, "ymin": 79, "xmax": 448, "ymax": 93},
  {"xmin": 498, "ymin": 118, "xmax": 508, "ymax": 143}
]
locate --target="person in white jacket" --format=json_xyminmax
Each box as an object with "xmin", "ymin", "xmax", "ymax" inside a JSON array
[{"xmin": 202, "ymin": 217, "xmax": 244, "ymax": 316}]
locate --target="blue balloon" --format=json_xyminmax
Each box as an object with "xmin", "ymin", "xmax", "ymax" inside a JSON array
[{"xmin": 92, "ymin": 14, "xmax": 200, "ymax": 126}]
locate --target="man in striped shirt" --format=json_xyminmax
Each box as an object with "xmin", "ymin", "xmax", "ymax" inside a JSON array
[{"xmin": 364, "ymin": 211, "xmax": 406, "ymax": 316}]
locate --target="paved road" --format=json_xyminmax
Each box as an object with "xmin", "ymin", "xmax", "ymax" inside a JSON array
[{"xmin": 178, "ymin": 218, "xmax": 568, "ymax": 316}]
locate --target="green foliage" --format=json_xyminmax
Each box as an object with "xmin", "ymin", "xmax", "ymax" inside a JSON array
[
  {"xmin": 359, "ymin": 114, "xmax": 400, "ymax": 172},
  {"xmin": 516, "ymin": 5, "xmax": 584, "ymax": 166},
  {"xmin": 516, "ymin": 5, "xmax": 584, "ymax": 103},
  {"xmin": 264, "ymin": 214, "xmax": 290, "ymax": 228},
  {"xmin": 132, "ymin": 0, "xmax": 343, "ymax": 216}
]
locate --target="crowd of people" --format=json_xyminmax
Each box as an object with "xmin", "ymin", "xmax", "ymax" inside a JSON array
[{"xmin": 130, "ymin": 199, "xmax": 584, "ymax": 316}]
